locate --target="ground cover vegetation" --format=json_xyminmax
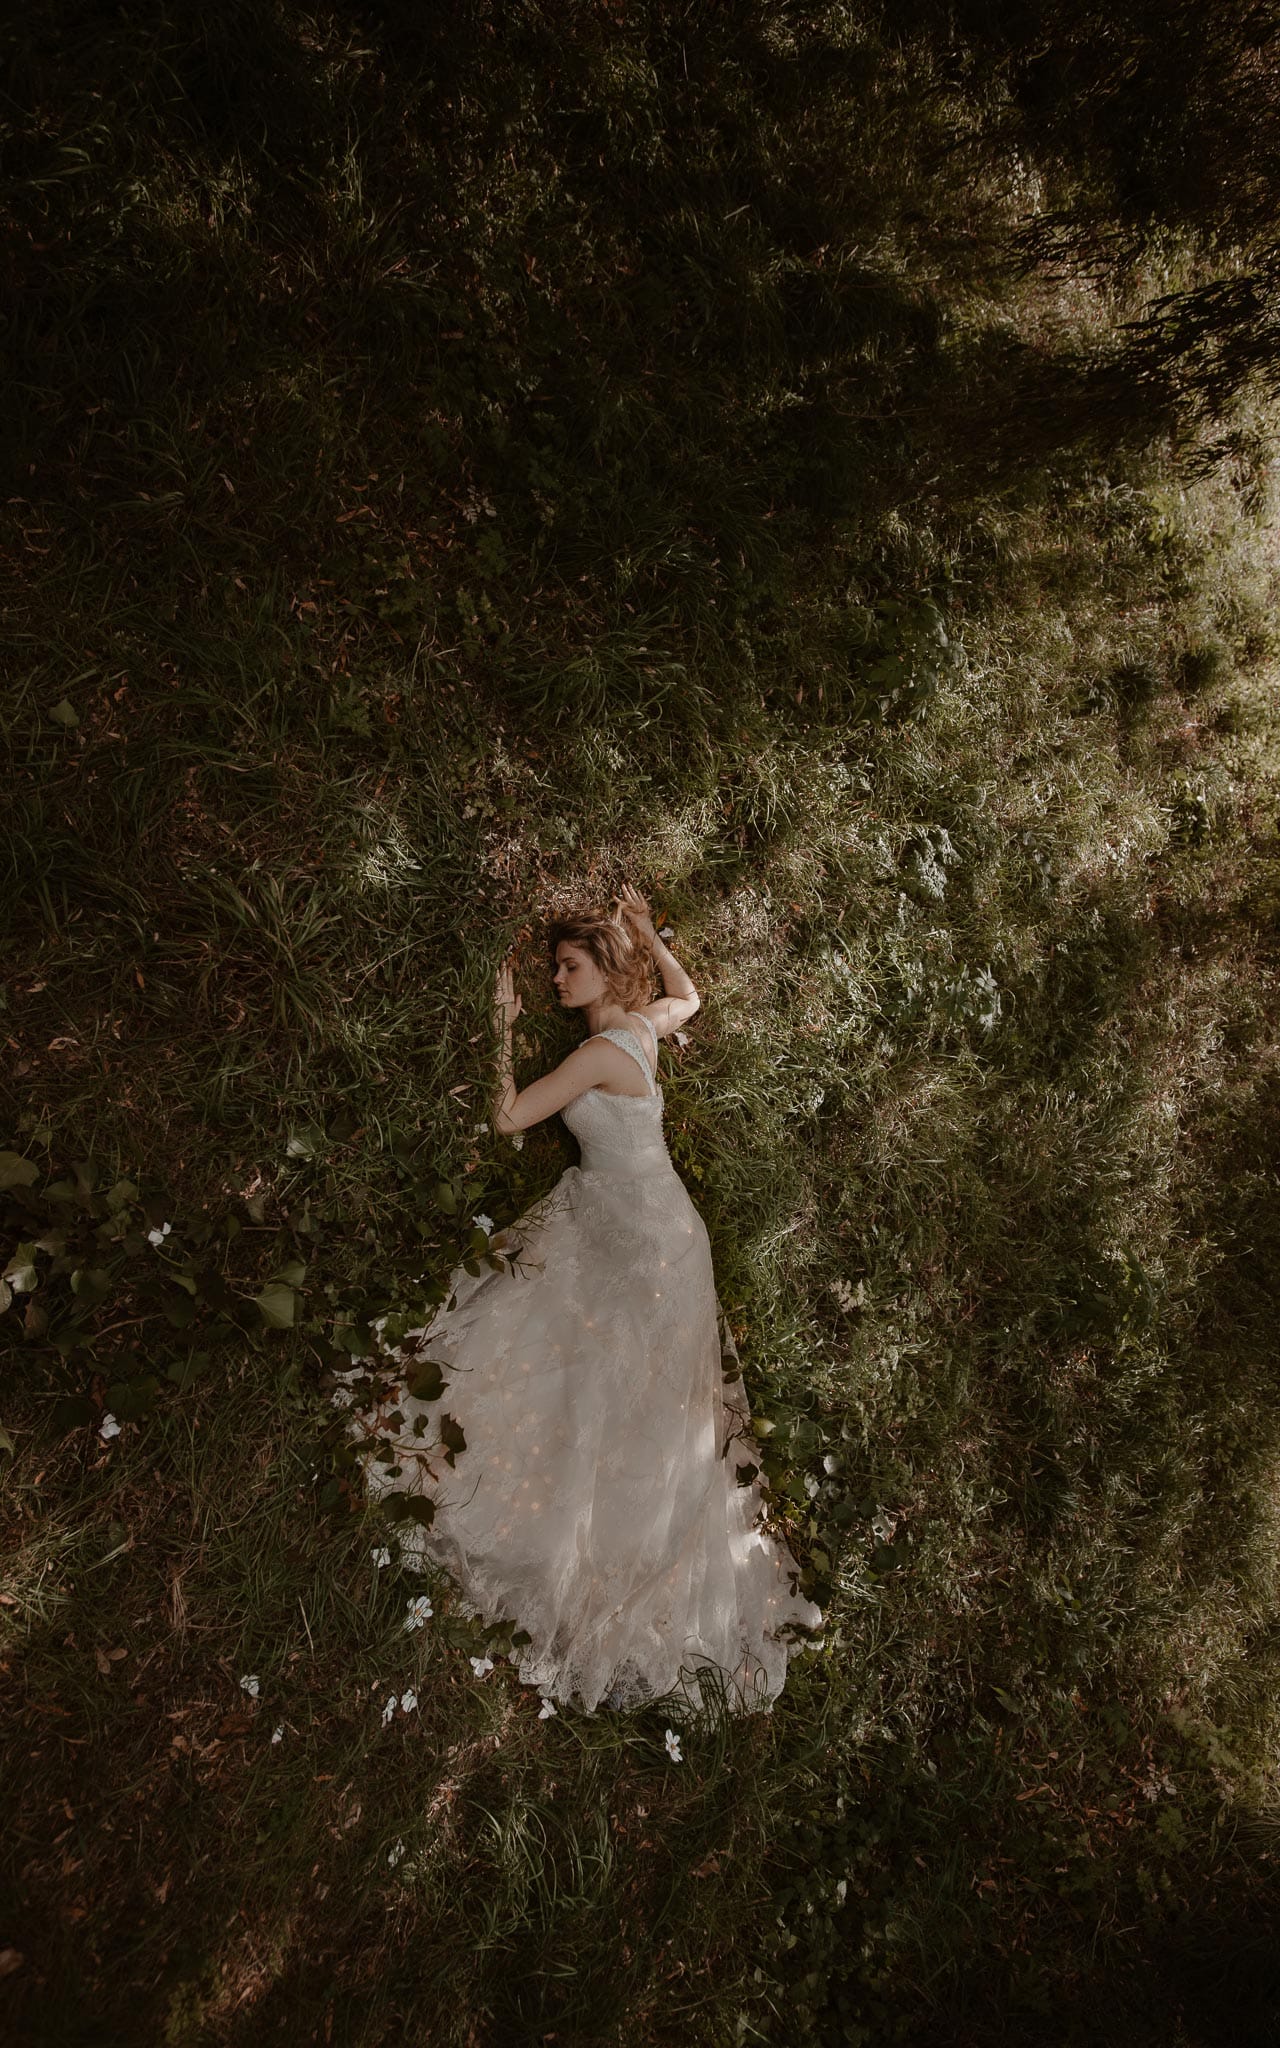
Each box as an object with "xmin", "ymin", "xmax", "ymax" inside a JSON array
[{"xmin": 5, "ymin": 2, "xmax": 1280, "ymax": 2042}]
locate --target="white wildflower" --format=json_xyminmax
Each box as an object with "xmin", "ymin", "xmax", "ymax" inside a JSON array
[
  {"xmin": 98, "ymin": 1413, "xmax": 121, "ymax": 1442},
  {"xmin": 146, "ymin": 1222, "xmax": 172, "ymax": 1246},
  {"xmin": 835, "ymin": 1878, "xmax": 847, "ymax": 1904},
  {"xmin": 239, "ymin": 1674, "xmax": 260, "ymax": 1699},
  {"xmin": 511, "ymin": 1133, "xmax": 525, "ymax": 1151},
  {"xmin": 538, "ymin": 1696, "xmax": 557, "ymax": 1719},
  {"xmin": 659, "ymin": 926, "xmax": 674, "ymax": 939},
  {"xmin": 400, "ymin": 1689, "xmax": 418, "ymax": 1714},
  {"xmin": 387, "ymin": 1838, "xmax": 406, "ymax": 1868},
  {"xmin": 403, "ymin": 1595, "xmax": 434, "ymax": 1631},
  {"xmin": 473, "ymin": 1121, "xmax": 489, "ymax": 1136},
  {"xmin": 822, "ymin": 1454, "xmax": 838, "ymax": 1475},
  {"xmin": 805, "ymin": 1475, "xmax": 820, "ymax": 1499},
  {"xmin": 469, "ymin": 1655, "xmax": 494, "ymax": 1678},
  {"xmin": 382, "ymin": 1694, "xmax": 398, "ymax": 1727},
  {"xmin": 371, "ymin": 1546, "xmax": 391, "ymax": 1568},
  {"xmin": 471, "ymin": 1213, "xmax": 495, "ymax": 1235},
  {"xmin": 664, "ymin": 1727, "xmax": 683, "ymax": 1763},
  {"xmin": 271, "ymin": 1725, "xmax": 285, "ymax": 1745}
]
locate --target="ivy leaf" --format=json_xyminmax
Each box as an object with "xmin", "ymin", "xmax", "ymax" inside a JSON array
[
  {"xmin": 438, "ymin": 1415, "xmax": 466, "ymax": 1466},
  {"xmin": 105, "ymin": 1179, "xmax": 139, "ymax": 1211},
  {"xmin": 48, "ymin": 698, "xmax": 80, "ymax": 726},
  {"xmin": 273, "ymin": 1260, "xmax": 307, "ymax": 1289},
  {"xmin": 0, "ymin": 1153, "xmax": 39, "ymax": 1190},
  {"xmin": 3, "ymin": 1243, "xmax": 39, "ymax": 1293},
  {"xmin": 407, "ymin": 1360, "xmax": 447, "ymax": 1403},
  {"xmin": 435, "ymin": 1180, "xmax": 459, "ymax": 1216},
  {"xmin": 106, "ymin": 1376, "xmax": 160, "ymax": 1422},
  {"xmin": 404, "ymin": 1496, "xmax": 436, "ymax": 1527},
  {"xmin": 70, "ymin": 1266, "xmax": 112, "ymax": 1307},
  {"xmin": 255, "ymin": 1282, "xmax": 296, "ymax": 1330}
]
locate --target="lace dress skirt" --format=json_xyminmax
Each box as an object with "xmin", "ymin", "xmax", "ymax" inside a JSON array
[{"xmin": 338, "ymin": 1027, "xmax": 823, "ymax": 1715}]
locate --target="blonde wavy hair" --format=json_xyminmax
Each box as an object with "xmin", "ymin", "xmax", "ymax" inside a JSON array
[{"xmin": 546, "ymin": 906, "xmax": 657, "ymax": 1014}]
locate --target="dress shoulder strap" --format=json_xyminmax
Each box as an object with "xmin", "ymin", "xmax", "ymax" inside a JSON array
[
  {"xmin": 627, "ymin": 1011, "xmax": 659, "ymax": 1070},
  {"xmin": 588, "ymin": 1025, "xmax": 656, "ymax": 1094}
]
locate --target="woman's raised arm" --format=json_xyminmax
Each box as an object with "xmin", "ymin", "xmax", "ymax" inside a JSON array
[{"xmin": 617, "ymin": 882, "xmax": 700, "ymax": 1039}]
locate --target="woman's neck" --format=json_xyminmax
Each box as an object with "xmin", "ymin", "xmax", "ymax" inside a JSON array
[{"xmin": 583, "ymin": 998, "xmax": 631, "ymax": 1038}]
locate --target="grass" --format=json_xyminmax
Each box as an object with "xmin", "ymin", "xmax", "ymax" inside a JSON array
[{"xmin": 5, "ymin": 3, "xmax": 1280, "ymax": 2043}]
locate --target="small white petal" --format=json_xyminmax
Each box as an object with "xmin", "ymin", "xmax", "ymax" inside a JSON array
[
  {"xmin": 400, "ymin": 1689, "xmax": 418, "ymax": 1714},
  {"xmin": 471, "ymin": 1213, "xmax": 495, "ymax": 1235},
  {"xmin": 664, "ymin": 1727, "xmax": 683, "ymax": 1762},
  {"xmin": 511, "ymin": 1133, "xmax": 525, "ymax": 1151},
  {"xmin": 382, "ymin": 1695, "xmax": 398, "ymax": 1726},
  {"xmin": 469, "ymin": 1655, "xmax": 494, "ymax": 1678},
  {"xmin": 372, "ymin": 1547, "xmax": 391, "ymax": 1568},
  {"xmin": 659, "ymin": 927, "xmax": 674, "ymax": 938},
  {"xmin": 271, "ymin": 1725, "xmax": 285, "ymax": 1745},
  {"xmin": 98, "ymin": 1413, "xmax": 121, "ymax": 1441},
  {"xmin": 239, "ymin": 1674, "xmax": 260, "ymax": 1699},
  {"xmin": 387, "ymin": 1838, "xmax": 406, "ymax": 1868},
  {"xmin": 537, "ymin": 1696, "xmax": 557, "ymax": 1719},
  {"xmin": 805, "ymin": 1475, "xmax": 820, "ymax": 1498}
]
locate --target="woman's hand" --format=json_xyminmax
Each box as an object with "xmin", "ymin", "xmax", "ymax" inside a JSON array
[
  {"xmin": 494, "ymin": 957, "xmax": 523, "ymax": 1025},
  {"xmin": 617, "ymin": 880, "xmax": 657, "ymax": 949}
]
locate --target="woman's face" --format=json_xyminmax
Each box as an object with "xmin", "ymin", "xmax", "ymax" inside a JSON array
[{"xmin": 553, "ymin": 941, "xmax": 607, "ymax": 1009}]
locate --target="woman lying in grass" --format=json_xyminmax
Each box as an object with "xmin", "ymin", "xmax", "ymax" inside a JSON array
[{"xmin": 339, "ymin": 882, "xmax": 821, "ymax": 1715}]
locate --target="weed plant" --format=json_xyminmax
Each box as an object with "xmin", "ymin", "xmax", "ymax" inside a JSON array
[{"xmin": 4, "ymin": 4, "xmax": 1280, "ymax": 2045}]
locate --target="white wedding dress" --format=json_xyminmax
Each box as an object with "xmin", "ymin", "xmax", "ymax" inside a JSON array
[{"xmin": 339, "ymin": 1014, "xmax": 823, "ymax": 1715}]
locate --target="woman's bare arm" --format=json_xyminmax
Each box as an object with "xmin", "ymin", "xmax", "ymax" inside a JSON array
[
  {"xmin": 615, "ymin": 884, "xmax": 700, "ymax": 1042},
  {"xmin": 493, "ymin": 1039, "xmax": 635, "ymax": 1136}
]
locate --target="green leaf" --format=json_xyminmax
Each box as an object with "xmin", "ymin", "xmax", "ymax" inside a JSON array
[
  {"xmin": 70, "ymin": 1266, "xmax": 111, "ymax": 1306},
  {"xmin": 3, "ymin": 1243, "xmax": 39, "ymax": 1293},
  {"xmin": 106, "ymin": 1375, "xmax": 160, "ymax": 1421},
  {"xmin": 0, "ymin": 1152, "xmax": 39, "ymax": 1190},
  {"xmin": 167, "ymin": 1352, "xmax": 210, "ymax": 1388},
  {"xmin": 105, "ymin": 1179, "xmax": 139, "ymax": 1211},
  {"xmin": 435, "ymin": 1180, "xmax": 459, "ymax": 1216},
  {"xmin": 0, "ymin": 1280, "xmax": 10, "ymax": 1315},
  {"xmin": 255, "ymin": 1282, "xmax": 296, "ymax": 1330},
  {"xmin": 439, "ymin": 1414, "xmax": 466, "ymax": 1465},
  {"xmin": 404, "ymin": 1495, "xmax": 436, "ymax": 1527},
  {"xmin": 407, "ymin": 1360, "xmax": 447, "ymax": 1403},
  {"xmin": 273, "ymin": 1260, "xmax": 307, "ymax": 1288},
  {"xmin": 49, "ymin": 698, "xmax": 80, "ymax": 726}
]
